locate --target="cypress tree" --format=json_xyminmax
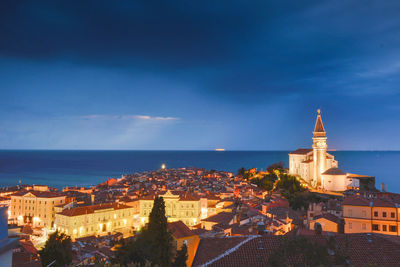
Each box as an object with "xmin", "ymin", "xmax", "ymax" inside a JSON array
[
  {"xmin": 117, "ymin": 196, "xmax": 173, "ymax": 266},
  {"xmin": 39, "ymin": 231, "xmax": 72, "ymax": 267},
  {"xmin": 147, "ymin": 196, "xmax": 174, "ymax": 266}
]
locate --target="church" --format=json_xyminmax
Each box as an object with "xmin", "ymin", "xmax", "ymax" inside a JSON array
[{"xmin": 289, "ymin": 110, "xmax": 372, "ymax": 192}]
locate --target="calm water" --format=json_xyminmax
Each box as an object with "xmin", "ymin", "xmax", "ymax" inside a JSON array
[{"xmin": 0, "ymin": 150, "xmax": 399, "ymax": 192}]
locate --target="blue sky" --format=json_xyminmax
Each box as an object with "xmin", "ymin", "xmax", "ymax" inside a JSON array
[{"xmin": 1, "ymin": 1, "xmax": 400, "ymax": 150}]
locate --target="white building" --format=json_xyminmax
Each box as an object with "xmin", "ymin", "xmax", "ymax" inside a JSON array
[{"xmin": 289, "ymin": 110, "xmax": 360, "ymax": 191}]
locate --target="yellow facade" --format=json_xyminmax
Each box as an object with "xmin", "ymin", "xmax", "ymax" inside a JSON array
[
  {"xmin": 55, "ymin": 203, "xmax": 134, "ymax": 239},
  {"xmin": 10, "ymin": 191, "xmax": 66, "ymax": 229},
  {"xmin": 139, "ymin": 190, "xmax": 201, "ymax": 227},
  {"xmin": 310, "ymin": 218, "xmax": 338, "ymax": 233},
  {"xmin": 343, "ymin": 204, "xmax": 399, "ymax": 235}
]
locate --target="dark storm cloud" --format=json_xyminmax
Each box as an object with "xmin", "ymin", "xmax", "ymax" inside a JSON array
[
  {"xmin": 1, "ymin": 1, "xmax": 400, "ymax": 150},
  {"xmin": 2, "ymin": 0, "xmax": 400, "ymax": 100}
]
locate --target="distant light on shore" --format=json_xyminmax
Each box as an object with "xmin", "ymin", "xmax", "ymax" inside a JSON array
[
  {"xmin": 161, "ymin": 163, "xmax": 166, "ymax": 169},
  {"xmin": 215, "ymin": 148, "xmax": 225, "ymax": 151}
]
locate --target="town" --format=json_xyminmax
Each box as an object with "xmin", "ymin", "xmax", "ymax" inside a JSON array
[{"xmin": 1, "ymin": 112, "xmax": 400, "ymax": 266}]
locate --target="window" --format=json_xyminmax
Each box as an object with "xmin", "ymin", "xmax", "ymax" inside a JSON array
[
  {"xmin": 389, "ymin": 225, "xmax": 397, "ymax": 232},
  {"xmin": 391, "ymin": 212, "xmax": 395, "ymax": 218},
  {"xmin": 374, "ymin": 211, "xmax": 378, "ymax": 217},
  {"xmin": 362, "ymin": 210, "xmax": 366, "ymax": 217},
  {"xmin": 383, "ymin": 225, "xmax": 387, "ymax": 231},
  {"xmin": 362, "ymin": 223, "xmax": 366, "ymax": 230},
  {"xmin": 349, "ymin": 222, "xmax": 352, "ymax": 229},
  {"xmin": 372, "ymin": 224, "xmax": 379, "ymax": 231},
  {"xmin": 348, "ymin": 209, "xmax": 352, "ymax": 217},
  {"xmin": 383, "ymin": 212, "xmax": 387, "ymax": 218}
]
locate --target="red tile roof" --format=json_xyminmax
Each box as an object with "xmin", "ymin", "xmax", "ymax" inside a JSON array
[
  {"xmin": 342, "ymin": 195, "xmax": 397, "ymax": 208},
  {"xmin": 312, "ymin": 213, "xmax": 343, "ymax": 224},
  {"xmin": 193, "ymin": 234, "xmax": 400, "ymax": 267},
  {"xmin": 193, "ymin": 236, "xmax": 250, "ymax": 266},
  {"xmin": 322, "ymin": 167, "xmax": 346, "ymax": 175},
  {"xmin": 342, "ymin": 195, "xmax": 371, "ymax": 206},
  {"xmin": 201, "ymin": 212, "xmax": 235, "ymax": 225},
  {"xmin": 168, "ymin": 221, "xmax": 196, "ymax": 239},
  {"xmin": 289, "ymin": 148, "xmax": 313, "ymax": 155},
  {"xmin": 57, "ymin": 203, "xmax": 131, "ymax": 217},
  {"xmin": 11, "ymin": 190, "xmax": 65, "ymax": 198}
]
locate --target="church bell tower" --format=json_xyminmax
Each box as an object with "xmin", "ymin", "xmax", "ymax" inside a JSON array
[{"xmin": 312, "ymin": 109, "xmax": 327, "ymax": 188}]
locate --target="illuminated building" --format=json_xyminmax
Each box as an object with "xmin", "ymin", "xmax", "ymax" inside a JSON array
[
  {"xmin": 342, "ymin": 195, "xmax": 400, "ymax": 236},
  {"xmin": 289, "ymin": 110, "xmax": 368, "ymax": 191},
  {"xmin": 54, "ymin": 203, "xmax": 134, "ymax": 239},
  {"xmin": 139, "ymin": 190, "xmax": 201, "ymax": 227},
  {"xmin": 9, "ymin": 190, "xmax": 66, "ymax": 228}
]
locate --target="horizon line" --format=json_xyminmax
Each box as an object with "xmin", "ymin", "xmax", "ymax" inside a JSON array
[{"xmin": 0, "ymin": 149, "xmax": 399, "ymax": 152}]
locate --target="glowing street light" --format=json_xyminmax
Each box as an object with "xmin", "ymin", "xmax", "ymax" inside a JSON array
[{"xmin": 161, "ymin": 163, "xmax": 166, "ymax": 170}]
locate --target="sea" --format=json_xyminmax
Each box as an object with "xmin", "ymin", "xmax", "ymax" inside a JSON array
[{"xmin": 0, "ymin": 150, "xmax": 399, "ymax": 192}]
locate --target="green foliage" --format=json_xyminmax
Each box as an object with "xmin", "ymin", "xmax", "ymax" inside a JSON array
[
  {"xmin": 267, "ymin": 236, "xmax": 348, "ymax": 267},
  {"xmin": 266, "ymin": 161, "xmax": 285, "ymax": 174},
  {"xmin": 117, "ymin": 196, "xmax": 173, "ymax": 267},
  {"xmin": 39, "ymin": 231, "xmax": 72, "ymax": 267},
  {"xmin": 250, "ymin": 173, "xmax": 276, "ymax": 191},
  {"xmin": 276, "ymin": 173, "xmax": 305, "ymax": 194},
  {"xmin": 173, "ymin": 243, "xmax": 188, "ymax": 267},
  {"xmin": 275, "ymin": 173, "xmax": 322, "ymax": 210}
]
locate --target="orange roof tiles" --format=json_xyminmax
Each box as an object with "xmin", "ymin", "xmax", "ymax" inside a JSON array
[
  {"xmin": 193, "ymin": 234, "xmax": 400, "ymax": 267},
  {"xmin": 57, "ymin": 202, "xmax": 131, "ymax": 217},
  {"xmin": 289, "ymin": 148, "xmax": 313, "ymax": 155},
  {"xmin": 168, "ymin": 221, "xmax": 196, "ymax": 239}
]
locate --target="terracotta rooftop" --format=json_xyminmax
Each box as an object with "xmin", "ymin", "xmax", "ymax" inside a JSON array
[
  {"xmin": 168, "ymin": 221, "xmax": 196, "ymax": 239},
  {"xmin": 192, "ymin": 234, "xmax": 400, "ymax": 267},
  {"xmin": 201, "ymin": 212, "xmax": 235, "ymax": 225},
  {"xmin": 11, "ymin": 190, "xmax": 65, "ymax": 198},
  {"xmin": 289, "ymin": 148, "xmax": 313, "ymax": 155},
  {"xmin": 342, "ymin": 195, "xmax": 398, "ymax": 208},
  {"xmin": 312, "ymin": 213, "xmax": 343, "ymax": 224},
  {"xmin": 57, "ymin": 202, "xmax": 131, "ymax": 217},
  {"xmin": 322, "ymin": 167, "xmax": 346, "ymax": 176},
  {"xmin": 342, "ymin": 195, "xmax": 371, "ymax": 206}
]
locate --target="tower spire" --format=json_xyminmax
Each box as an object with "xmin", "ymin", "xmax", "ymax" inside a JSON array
[{"xmin": 313, "ymin": 109, "xmax": 326, "ymax": 137}]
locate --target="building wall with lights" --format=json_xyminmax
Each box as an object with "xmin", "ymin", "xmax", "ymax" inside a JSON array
[
  {"xmin": 9, "ymin": 191, "xmax": 66, "ymax": 228},
  {"xmin": 139, "ymin": 190, "xmax": 201, "ymax": 228},
  {"xmin": 54, "ymin": 203, "xmax": 134, "ymax": 239}
]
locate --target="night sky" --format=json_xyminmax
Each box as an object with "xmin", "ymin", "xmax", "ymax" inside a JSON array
[{"xmin": 1, "ymin": 1, "xmax": 400, "ymax": 150}]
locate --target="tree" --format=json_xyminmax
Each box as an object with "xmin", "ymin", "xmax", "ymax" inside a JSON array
[
  {"xmin": 147, "ymin": 196, "xmax": 174, "ymax": 266},
  {"xmin": 237, "ymin": 167, "xmax": 246, "ymax": 176},
  {"xmin": 266, "ymin": 162, "xmax": 285, "ymax": 174},
  {"xmin": 117, "ymin": 196, "xmax": 174, "ymax": 266},
  {"xmin": 39, "ymin": 231, "xmax": 72, "ymax": 267},
  {"xmin": 173, "ymin": 243, "xmax": 188, "ymax": 267}
]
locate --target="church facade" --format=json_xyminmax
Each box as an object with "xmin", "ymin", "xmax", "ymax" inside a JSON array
[{"xmin": 289, "ymin": 110, "xmax": 361, "ymax": 191}]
